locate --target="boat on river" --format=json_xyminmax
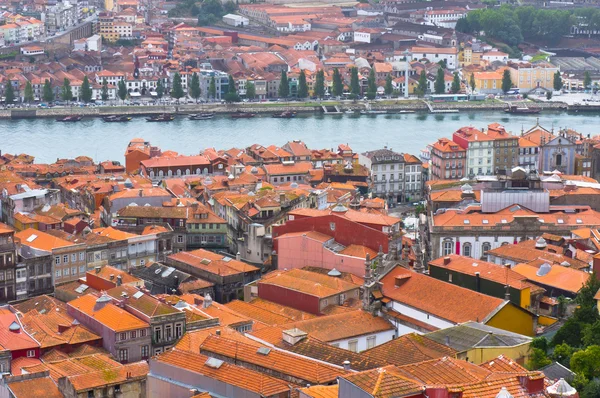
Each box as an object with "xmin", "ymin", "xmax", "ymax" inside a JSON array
[
  {"xmin": 504, "ymin": 104, "xmax": 541, "ymax": 114},
  {"xmin": 272, "ymin": 111, "xmax": 296, "ymax": 118},
  {"xmin": 146, "ymin": 114, "xmax": 175, "ymax": 122},
  {"xmin": 189, "ymin": 112, "xmax": 215, "ymax": 120},
  {"xmin": 56, "ymin": 115, "xmax": 82, "ymax": 122},
  {"xmin": 103, "ymin": 115, "xmax": 132, "ymax": 122}
]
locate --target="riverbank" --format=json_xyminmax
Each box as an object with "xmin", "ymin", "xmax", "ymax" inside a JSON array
[{"xmin": 0, "ymin": 99, "xmax": 578, "ymax": 120}]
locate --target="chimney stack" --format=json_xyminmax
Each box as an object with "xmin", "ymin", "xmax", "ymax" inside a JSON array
[
  {"xmin": 443, "ymin": 256, "xmax": 451, "ymax": 265},
  {"xmin": 342, "ymin": 360, "xmax": 351, "ymax": 371},
  {"xmin": 236, "ymin": 252, "xmax": 241, "ymax": 261},
  {"xmin": 95, "ymin": 266, "xmax": 101, "ymax": 274},
  {"xmin": 116, "ymin": 275, "xmax": 122, "ymax": 286}
]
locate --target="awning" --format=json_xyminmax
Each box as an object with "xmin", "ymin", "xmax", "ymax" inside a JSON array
[
  {"xmin": 129, "ymin": 92, "xmax": 141, "ymax": 97},
  {"xmin": 150, "ymin": 91, "xmax": 158, "ymax": 96}
]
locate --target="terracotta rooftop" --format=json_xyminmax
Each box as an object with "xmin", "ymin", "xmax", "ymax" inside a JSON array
[
  {"xmin": 67, "ymin": 294, "xmax": 149, "ymax": 332},
  {"xmin": 362, "ymin": 332, "xmax": 457, "ymax": 366},
  {"xmin": 0, "ymin": 307, "xmax": 39, "ymax": 352},
  {"xmin": 512, "ymin": 262, "xmax": 590, "ymax": 294},
  {"xmin": 7, "ymin": 376, "xmax": 62, "ymax": 398},
  {"xmin": 153, "ymin": 349, "xmax": 291, "ymax": 396},
  {"xmin": 259, "ymin": 268, "xmax": 360, "ymax": 299},
  {"xmin": 68, "ymin": 361, "xmax": 148, "ymax": 392},
  {"xmin": 106, "ymin": 285, "xmax": 181, "ymax": 317},
  {"xmin": 168, "ymin": 249, "xmax": 259, "ymax": 276},
  {"xmin": 199, "ymin": 334, "xmax": 346, "ymax": 384},
  {"xmin": 283, "ymin": 309, "xmax": 394, "ymax": 342},
  {"xmin": 300, "ymin": 385, "xmax": 339, "ymax": 398},
  {"xmin": 381, "ymin": 267, "xmax": 507, "ymax": 325},
  {"xmin": 15, "ymin": 228, "xmax": 76, "ymax": 251},
  {"xmin": 487, "ymin": 240, "xmax": 589, "ymax": 270}
]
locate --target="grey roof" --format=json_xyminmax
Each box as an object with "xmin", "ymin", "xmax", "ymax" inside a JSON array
[
  {"xmin": 425, "ymin": 321, "xmax": 532, "ymax": 352},
  {"xmin": 362, "ymin": 148, "xmax": 405, "ymax": 164},
  {"xmin": 539, "ymin": 362, "xmax": 575, "ymax": 382},
  {"xmin": 130, "ymin": 261, "xmax": 192, "ymax": 294}
]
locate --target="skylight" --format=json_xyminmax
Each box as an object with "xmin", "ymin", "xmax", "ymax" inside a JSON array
[
  {"xmin": 463, "ymin": 220, "xmax": 470, "ymax": 225},
  {"xmin": 482, "ymin": 220, "xmax": 489, "ymax": 224},
  {"xmin": 557, "ymin": 219, "xmax": 564, "ymax": 224}
]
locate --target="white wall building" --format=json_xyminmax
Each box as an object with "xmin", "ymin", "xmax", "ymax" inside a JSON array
[
  {"xmin": 222, "ymin": 14, "xmax": 249, "ymax": 27},
  {"xmin": 411, "ymin": 46, "xmax": 458, "ymax": 70}
]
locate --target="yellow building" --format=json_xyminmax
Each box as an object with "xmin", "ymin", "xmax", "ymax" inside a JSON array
[
  {"xmin": 509, "ymin": 62, "xmax": 559, "ymax": 91},
  {"xmin": 426, "ymin": 321, "xmax": 533, "ymax": 365},
  {"xmin": 472, "ymin": 71, "xmax": 504, "ymax": 94},
  {"xmin": 595, "ymin": 288, "xmax": 600, "ymax": 315},
  {"xmin": 104, "ymin": 0, "xmax": 114, "ymax": 11}
]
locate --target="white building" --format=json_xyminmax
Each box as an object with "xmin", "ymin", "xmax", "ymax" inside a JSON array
[
  {"xmin": 411, "ymin": 46, "xmax": 458, "ymax": 70},
  {"xmin": 482, "ymin": 51, "xmax": 509, "ymax": 64},
  {"xmin": 222, "ymin": 14, "xmax": 249, "ymax": 27}
]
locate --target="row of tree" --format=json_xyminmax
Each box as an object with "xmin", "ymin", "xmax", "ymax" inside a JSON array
[{"xmin": 456, "ymin": 5, "xmax": 576, "ymax": 46}]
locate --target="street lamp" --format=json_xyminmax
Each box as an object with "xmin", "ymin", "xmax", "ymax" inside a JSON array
[{"xmin": 403, "ymin": 49, "xmax": 411, "ymax": 99}]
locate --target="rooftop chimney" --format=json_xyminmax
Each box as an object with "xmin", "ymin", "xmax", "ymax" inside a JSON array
[
  {"xmin": 138, "ymin": 189, "xmax": 143, "ymax": 197},
  {"xmin": 203, "ymin": 293, "xmax": 213, "ymax": 308},
  {"xmin": 342, "ymin": 360, "xmax": 351, "ymax": 371},
  {"xmin": 95, "ymin": 266, "xmax": 101, "ymax": 274},
  {"xmin": 236, "ymin": 252, "xmax": 241, "ymax": 261},
  {"xmin": 282, "ymin": 328, "xmax": 308, "ymax": 346},
  {"xmin": 216, "ymin": 329, "xmax": 221, "ymax": 336},
  {"xmin": 116, "ymin": 275, "xmax": 122, "ymax": 286},
  {"xmin": 109, "ymin": 274, "xmax": 114, "ymax": 280},
  {"xmin": 443, "ymin": 256, "xmax": 451, "ymax": 265}
]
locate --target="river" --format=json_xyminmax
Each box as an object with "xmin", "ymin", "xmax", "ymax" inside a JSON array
[{"xmin": 4, "ymin": 111, "xmax": 600, "ymax": 163}]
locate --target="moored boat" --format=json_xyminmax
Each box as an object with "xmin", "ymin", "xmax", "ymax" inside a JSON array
[
  {"xmin": 231, "ymin": 111, "xmax": 256, "ymax": 119},
  {"xmin": 56, "ymin": 115, "xmax": 82, "ymax": 122},
  {"xmin": 189, "ymin": 113, "xmax": 215, "ymax": 120},
  {"xmin": 146, "ymin": 114, "xmax": 175, "ymax": 122},
  {"xmin": 103, "ymin": 115, "xmax": 132, "ymax": 122},
  {"xmin": 504, "ymin": 104, "xmax": 541, "ymax": 114},
  {"xmin": 272, "ymin": 111, "xmax": 296, "ymax": 118}
]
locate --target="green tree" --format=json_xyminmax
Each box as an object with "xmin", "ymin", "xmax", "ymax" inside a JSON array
[
  {"xmin": 552, "ymin": 343, "xmax": 575, "ymax": 367},
  {"xmin": 278, "ymin": 70, "xmax": 289, "ymax": 98},
  {"xmin": 209, "ymin": 76, "xmax": 216, "ymax": 99},
  {"xmin": 42, "ymin": 79, "xmax": 54, "ymax": 103},
  {"xmin": 197, "ymin": 0, "xmax": 223, "ymax": 26},
  {"xmin": 438, "ymin": 59, "xmax": 447, "ymax": 69},
  {"xmin": 81, "ymin": 76, "xmax": 93, "ymax": 103},
  {"xmin": 297, "ymin": 70, "xmax": 308, "ymax": 99},
  {"xmin": 171, "ymin": 72, "xmax": 185, "ymax": 102},
  {"xmin": 570, "ymin": 345, "xmax": 600, "ymax": 380},
  {"xmin": 417, "ymin": 70, "xmax": 428, "ymax": 97},
  {"xmin": 384, "ymin": 74, "xmax": 393, "ymax": 96},
  {"xmin": 552, "ymin": 318, "xmax": 584, "ymax": 347},
  {"xmin": 101, "ymin": 78, "xmax": 109, "ymax": 101},
  {"xmin": 190, "ymin": 72, "xmax": 201, "ymax": 102},
  {"xmin": 350, "ymin": 67, "xmax": 360, "ymax": 98},
  {"xmin": 332, "ymin": 68, "xmax": 343, "ymax": 97},
  {"xmin": 531, "ymin": 337, "xmax": 549, "ymax": 352},
  {"xmin": 156, "ymin": 78, "xmax": 164, "ymax": 99},
  {"xmin": 4, "ymin": 81, "xmax": 14, "ymax": 104},
  {"xmin": 553, "ymin": 71, "xmax": 563, "ymax": 91},
  {"xmin": 224, "ymin": 74, "xmax": 239, "ymax": 103},
  {"xmin": 501, "ymin": 69, "xmax": 513, "ymax": 94},
  {"xmin": 117, "ymin": 79, "xmax": 128, "ymax": 103},
  {"xmin": 23, "ymin": 81, "xmax": 34, "ymax": 103},
  {"xmin": 576, "ymin": 272, "xmax": 600, "ymax": 317},
  {"xmin": 246, "ymin": 81, "xmax": 256, "ymax": 99},
  {"xmin": 469, "ymin": 73, "xmax": 476, "ymax": 92},
  {"xmin": 546, "ymin": 91, "xmax": 553, "ymax": 100},
  {"xmin": 451, "ymin": 72, "xmax": 461, "ymax": 94},
  {"xmin": 314, "ymin": 69, "xmax": 325, "ymax": 99},
  {"xmin": 581, "ymin": 380, "xmax": 600, "ymax": 398},
  {"xmin": 527, "ymin": 348, "xmax": 551, "ymax": 370},
  {"xmin": 366, "ymin": 68, "xmax": 377, "ymax": 99},
  {"xmin": 584, "ymin": 71, "xmax": 592, "ymax": 90},
  {"xmin": 61, "ymin": 78, "xmax": 73, "ymax": 102},
  {"xmin": 434, "ymin": 67, "xmax": 446, "ymax": 94}
]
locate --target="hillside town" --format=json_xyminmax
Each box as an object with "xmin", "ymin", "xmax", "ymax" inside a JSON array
[
  {"xmin": 0, "ymin": 122, "xmax": 595, "ymax": 397},
  {"xmin": 1, "ymin": 0, "xmax": 600, "ymax": 395}
]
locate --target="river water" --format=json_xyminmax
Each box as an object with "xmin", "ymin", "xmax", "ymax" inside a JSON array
[{"xmin": 3, "ymin": 111, "xmax": 600, "ymax": 163}]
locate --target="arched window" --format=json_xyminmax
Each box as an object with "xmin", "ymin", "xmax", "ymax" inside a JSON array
[
  {"xmin": 463, "ymin": 243, "xmax": 472, "ymax": 258},
  {"xmin": 481, "ymin": 242, "xmax": 491, "ymax": 254},
  {"xmin": 203, "ymin": 168, "xmax": 208, "ymax": 175},
  {"xmin": 443, "ymin": 240, "xmax": 453, "ymax": 256},
  {"xmin": 196, "ymin": 168, "xmax": 201, "ymax": 175},
  {"xmin": 149, "ymin": 171, "xmax": 155, "ymax": 178},
  {"xmin": 158, "ymin": 170, "xmax": 164, "ymax": 177},
  {"xmin": 167, "ymin": 170, "xmax": 173, "ymax": 177},
  {"xmin": 176, "ymin": 169, "xmax": 182, "ymax": 176},
  {"xmin": 185, "ymin": 169, "xmax": 190, "ymax": 175}
]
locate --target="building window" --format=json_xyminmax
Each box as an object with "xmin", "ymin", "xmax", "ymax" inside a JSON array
[
  {"xmin": 481, "ymin": 242, "xmax": 491, "ymax": 255},
  {"xmin": 131, "ymin": 330, "xmax": 136, "ymax": 339},
  {"xmin": 330, "ymin": 222, "xmax": 335, "ymax": 231},
  {"xmin": 118, "ymin": 349, "xmax": 128, "ymax": 363},
  {"xmin": 154, "ymin": 327, "xmax": 162, "ymax": 342},
  {"xmin": 175, "ymin": 323, "xmax": 183, "ymax": 338},
  {"xmin": 165, "ymin": 325, "xmax": 173, "ymax": 340},
  {"xmin": 463, "ymin": 243, "xmax": 472, "ymax": 258},
  {"xmin": 55, "ymin": 256, "xmax": 60, "ymax": 265},
  {"xmin": 63, "ymin": 255, "xmax": 68, "ymax": 264},
  {"xmin": 27, "ymin": 350, "xmax": 35, "ymax": 358},
  {"xmin": 141, "ymin": 329, "xmax": 147, "ymax": 337},
  {"xmin": 79, "ymin": 252, "xmax": 85, "ymax": 261},
  {"xmin": 348, "ymin": 340, "xmax": 358, "ymax": 353},
  {"xmin": 443, "ymin": 240, "xmax": 453, "ymax": 256},
  {"xmin": 141, "ymin": 345, "xmax": 149, "ymax": 358},
  {"xmin": 367, "ymin": 336, "xmax": 376, "ymax": 349},
  {"xmin": 177, "ymin": 235, "xmax": 183, "ymax": 243},
  {"xmin": 120, "ymin": 332, "xmax": 126, "ymax": 341}
]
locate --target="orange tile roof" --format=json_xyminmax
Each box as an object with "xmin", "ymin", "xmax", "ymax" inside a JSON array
[
  {"xmin": 300, "ymin": 385, "xmax": 339, "ymax": 398},
  {"xmin": 68, "ymin": 361, "xmax": 148, "ymax": 392},
  {"xmin": 168, "ymin": 249, "xmax": 259, "ymax": 276},
  {"xmin": 91, "ymin": 227, "xmax": 137, "ymax": 240},
  {"xmin": 89, "ymin": 265, "xmax": 142, "ymax": 285},
  {"xmin": 15, "ymin": 228, "xmax": 75, "ymax": 252},
  {"xmin": 199, "ymin": 334, "xmax": 346, "ymax": 384},
  {"xmin": 486, "ymin": 241, "xmax": 589, "ymax": 270},
  {"xmin": 263, "ymin": 161, "xmax": 314, "ymax": 176},
  {"xmin": 224, "ymin": 300, "xmax": 295, "ymax": 325},
  {"xmin": 106, "ymin": 285, "xmax": 180, "ymax": 317},
  {"xmin": 512, "ymin": 263, "xmax": 589, "ymax": 294},
  {"xmin": 341, "ymin": 365, "xmax": 424, "ymax": 397},
  {"xmin": 154, "ymin": 349, "xmax": 291, "ymax": 396},
  {"xmin": 283, "ymin": 309, "xmax": 394, "ymax": 342},
  {"xmin": 289, "ymin": 208, "xmax": 401, "ymax": 227},
  {"xmin": 0, "ymin": 308, "xmax": 39, "ymax": 351},
  {"xmin": 246, "ymin": 298, "xmax": 316, "ymax": 322},
  {"xmin": 362, "ymin": 332, "xmax": 457, "ymax": 366},
  {"xmin": 430, "ymin": 190, "xmax": 481, "ymax": 202},
  {"xmin": 67, "ymin": 294, "xmax": 149, "ymax": 332},
  {"xmin": 339, "ymin": 244, "xmax": 378, "ymax": 259},
  {"xmin": 260, "ymin": 268, "xmax": 360, "ymax": 299},
  {"xmin": 429, "ymin": 254, "xmax": 544, "ymax": 293},
  {"xmin": 7, "ymin": 376, "xmax": 62, "ymax": 398},
  {"xmin": 381, "ymin": 267, "xmax": 507, "ymax": 324}
]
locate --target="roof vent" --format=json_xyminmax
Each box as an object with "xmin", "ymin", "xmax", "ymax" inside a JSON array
[
  {"xmin": 257, "ymin": 347, "xmax": 271, "ymax": 355},
  {"xmin": 560, "ymin": 261, "xmax": 570, "ymax": 267},
  {"xmin": 536, "ymin": 263, "xmax": 552, "ymax": 277},
  {"xmin": 8, "ymin": 321, "xmax": 20, "ymax": 333},
  {"xmin": 328, "ymin": 268, "xmax": 341, "ymax": 277},
  {"xmin": 535, "ymin": 237, "xmax": 547, "ymax": 249},
  {"xmin": 204, "ymin": 357, "xmax": 224, "ymax": 369},
  {"xmin": 331, "ymin": 203, "xmax": 348, "ymax": 213}
]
